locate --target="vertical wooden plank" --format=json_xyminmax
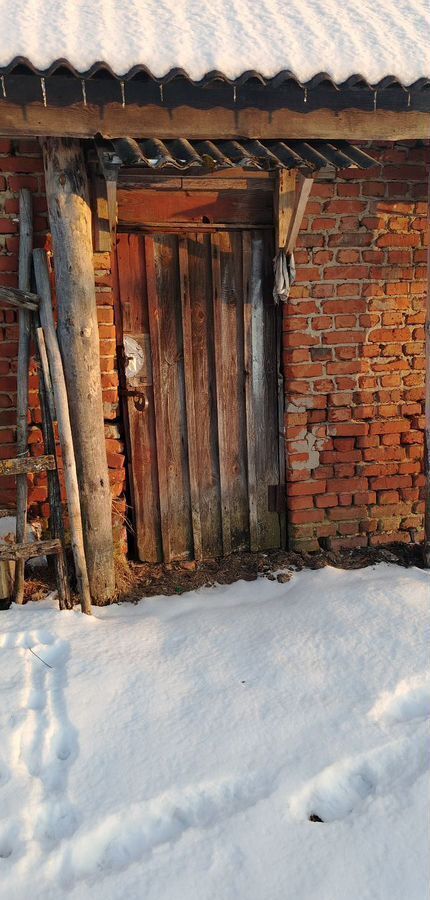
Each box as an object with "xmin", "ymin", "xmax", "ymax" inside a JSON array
[
  {"xmin": 211, "ymin": 232, "xmax": 232, "ymax": 555},
  {"xmin": 211, "ymin": 231, "xmax": 248, "ymax": 553},
  {"xmin": 144, "ymin": 235, "xmax": 172, "ymax": 562},
  {"xmin": 188, "ymin": 234, "xmax": 222, "ymax": 557},
  {"xmin": 242, "ymin": 231, "xmax": 259, "ymax": 551},
  {"xmin": 146, "ymin": 235, "xmax": 192, "ymax": 561},
  {"xmin": 257, "ymin": 229, "xmax": 282, "ymax": 550},
  {"xmin": 178, "ymin": 236, "xmax": 203, "ymax": 560},
  {"xmin": 116, "ymin": 233, "xmax": 162, "ymax": 562}
]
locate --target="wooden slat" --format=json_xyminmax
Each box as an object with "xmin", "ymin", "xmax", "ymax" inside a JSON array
[
  {"xmin": 145, "ymin": 235, "xmax": 193, "ymax": 562},
  {"xmin": 178, "ymin": 236, "xmax": 203, "ymax": 560},
  {"xmin": 242, "ymin": 231, "xmax": 259, "ymax": 551},
  {"xmin": 116, "ymin": 233, "xmax": 162, "ymax": 562},
  {"xmin": 187, "ymin": 234, "xmax": 222, "ymax": 558},
  {"xmin": 211, "ymin": 233, "xmax": 232, "ymax": 555},
  {"xmin": 0, "ymin": 538, "xmax": 61, "ymax": 561},
  {"xmin": 0, "ymin": 286, "xmax": 39, "ymax": 311},
  {"xmin": 0, "ymin": 455, "xmax": 56, "ymax": 477}
]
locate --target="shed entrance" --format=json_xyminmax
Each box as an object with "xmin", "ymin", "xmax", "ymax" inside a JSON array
[{"xmin": 116, "ymin": 228, "xmax": 283, "ymax": 563}]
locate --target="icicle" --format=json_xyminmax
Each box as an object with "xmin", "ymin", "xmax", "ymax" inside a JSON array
[
  {"xmin": 40, "ymin": 77, "xmax": 47, "ymax": 107},
  {"xmin": 233, "ymin": 85, "xmax": 237, "ymax": 104},
  {"xmin": 81, "ymin": 79, "xmax": 87, "ymax": 106},
  {"xmin": 159, "ymin": 83, "xmax": 164, "ymax": 102},
  {"xmin": 1, "ymin": 75, "xmax": 6, "ymax": 98},
  {"xmin": 373, "ymin": 90, "xmax": 377, "ymax": 111},
  {"xmin": 407, "ymin": 92, "xmax": 411, "ymax": 107},
  {"xmin": 304, "ymin": 87, "xmax": 308, "ymax": 104},
  {"xmin": 120, "ymin": 81, "xmax": 126, "ymax": 108}
]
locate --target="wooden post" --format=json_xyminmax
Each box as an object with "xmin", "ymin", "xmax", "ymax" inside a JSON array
[
  {"xmin": 42, "ymin": 138, "xmax": 114, "ymax": 603},
  {"xmin": 424, "ymin": 172, "xmax": 430, "ymax": 567},
  {"xmin": 33, "ymin": 249, "xmax": 92, "ymax": 615},
  {"xmin": 14, "ymin": 189, "xmax": 33, "ymax": 604}
]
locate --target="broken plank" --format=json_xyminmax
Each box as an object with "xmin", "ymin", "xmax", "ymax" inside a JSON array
[
  {"xmin": 0, "ymin": 286, "xmax": 39, "ymax": 311},
  {"xmin": 0, "ymin": 538, "xmax": 62, "ymax": 561},
  {"xmin": 0, "ymin": 455, "xmax": 56, "ymax": 477}
]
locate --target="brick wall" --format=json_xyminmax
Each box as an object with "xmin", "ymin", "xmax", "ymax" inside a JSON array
[
  {"xmin": 0, "ymin": 138, "xmax": 127, "ymax": 546},
  {"xmin": 0, "ymin": 138, "xmax": 428, "ymax": 557},
  {"xmin": 284, "ymin": 141, "xmax": 429, "ymax": 551}
]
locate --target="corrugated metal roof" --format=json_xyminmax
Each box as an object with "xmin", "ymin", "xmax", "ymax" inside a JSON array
[
  {"xmin": 1, "ymin": 59, "xmax": 430, "ymax": 92},
  {"xmin": 99, "ymin": 137, "xmax": 377, "ymax": 174}
]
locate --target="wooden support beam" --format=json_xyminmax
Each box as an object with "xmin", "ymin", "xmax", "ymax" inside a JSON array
[
  {"xmin": 274, "ymin": 170, "xmax": 296, "ymax": 250},
  {"xmin": 0, "ymin": 103, "xmax": 428, "ymax": 140},
  {"xmin": 0, "ymin": 286, "xmax": 39, "ymax": 311},
  {"xmin": 42, "ymin": 138, "xmax": 114, "ymax": 604},
  {"xmin": 14, "ymin": 189, "xmax": 33, "ymax": 605},
  {"xmin": 285, "ymin": 175, "xmax": 314, "ymax": 254},
  {"xmin": 33, "ymin": 248, "xmax": 92, "ymax": 615},
  {"xmin": 0, "ymin": 455, "xmax": 56, "ymax": 477}
]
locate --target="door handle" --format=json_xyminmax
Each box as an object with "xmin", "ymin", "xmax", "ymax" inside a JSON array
[{"xmin": 120, "ymin": 387, "xmax": 149, "ymax": 412}]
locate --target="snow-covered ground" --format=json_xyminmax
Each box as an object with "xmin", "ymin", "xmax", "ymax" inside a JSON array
[{"xmin": 0, "ymin": 563, "xmax": 428, "ymax": 900}]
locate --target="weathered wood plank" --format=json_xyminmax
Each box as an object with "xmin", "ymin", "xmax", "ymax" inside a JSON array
[
  {"xmin": 33, "ymin": 248, "xmax": 92, "ymax": 615},
  {"xmin": 424, "ymin": 170, "xmax": 430, "ymax": 567},
  {"xmin": 0, "ymin": 538, "xmax": 61, "ymax": 561},
  {"xmin": 211, "ymin": 233, "xmax": 232, "ymax": 556},
  {"xmin": 0, "ymin": 102, "xmax": 427, "ymax": 140},
  {"xmin": 14, "ymin": 188, "xmax": 33, "ymax": 605},
  {"xmin": 178, "ymin": 236, "xmax": 203, "ymax": 560},
  {"xmin": 34, "ymin": 322, "xmax": 72, "ymax": 610},
  {"xmin": 286, "ymin": 175, "xmax": 314, "ymax": 254},
  {"xmin": 151, "ymin": 235, "xmax": 192, "ymax": 561},
  {"xmin": 116, "ymin": 233, "xmax": 162, "ymax": 563},
  {"xmin": 274, "ymin": 169, "xmax": 296, "ymax": 249},
  {"xmin": 242, "ymin": 231, "xmax": 259, "ymax": 551},
  {"xmin": 187, "ymin": 234, "xmax": 222, "ymax": 557},
  {"xmin": 0, "ymin": 455, "xmax": 56, "ymax": 477},
  {"xmin": 145, "ymin": 236, "xmax": 172, "ymax": 562},
  {"xmin": 0, "ymin": 286, "xmax": 39, "ymax": 311}
]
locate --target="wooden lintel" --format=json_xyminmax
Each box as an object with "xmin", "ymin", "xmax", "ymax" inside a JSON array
[
  {"xmin": 285, "ymin": 175, "xmax": 315, "ymax": 254},
  {"xmin": 0, "ymin": 103, "xmax": 428, "ymax": 140}
]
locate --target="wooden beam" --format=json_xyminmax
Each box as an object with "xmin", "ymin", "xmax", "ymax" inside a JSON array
[
  {"xmin": 0, "ymin": 286, "xmax": 39, "ymax": 311},
  {"xmin": 0, "ymin": 538, "xmax": 62, "ymax": 562},
  {"xmin": 285, "ymin": 175, "xmax": 314, "ymax": 254},
  {"xmin": 0, "ymin": 455, "xmax": 56, "ymax": 477},
  {"xmin": 274, "ymin": 170, "xmax": 296, "ymax": 250},
  {"xmin": 0, "ymin": 103, "xmax": 428, "ymax": 140},
  {"xmin": 42, "ymin": 138, "xmax": 115, "ymax": 604}
]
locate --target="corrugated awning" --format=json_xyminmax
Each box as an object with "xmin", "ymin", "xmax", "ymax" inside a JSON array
[{"xmin": 99, "ymin": 137, "xmax": 376, "ymax": 174}]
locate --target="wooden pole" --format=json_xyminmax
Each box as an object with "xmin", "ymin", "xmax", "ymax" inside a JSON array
[
  {"xmin": 33, "ymin": 249, "xmax": 92, "ymax": 614},
  {"xmin": 14, "ymin": 189, "xmax": 33, "ymax": 604},
  {"xmin": 42, "ymin": 137, "xmax": 114, "ymax": 603},
  {"xmin": 424, "ymin": 172, "xmax": 430, "ymax": 567}
]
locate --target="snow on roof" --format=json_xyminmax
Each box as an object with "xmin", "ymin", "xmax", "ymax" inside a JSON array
[{"xmin": 0, "ymin": 0, "xmax": 428, "ymax": 86}]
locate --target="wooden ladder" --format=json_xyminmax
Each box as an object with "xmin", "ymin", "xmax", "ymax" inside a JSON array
[{"xmin": 0, "ymin": 454, "xmax": 70, "ymax": 608}]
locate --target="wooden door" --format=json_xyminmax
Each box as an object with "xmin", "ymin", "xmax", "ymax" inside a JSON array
[{"xmin": 117, "ymin": 230, "xmax": 282, "ymax": 563}]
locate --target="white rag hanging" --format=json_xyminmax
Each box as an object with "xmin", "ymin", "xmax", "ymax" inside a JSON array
[{"xmin": 273, "ymin": 250, "xmax": 296, "ymax": 303}]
